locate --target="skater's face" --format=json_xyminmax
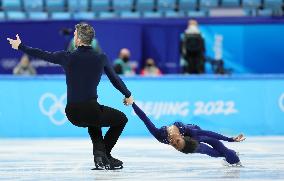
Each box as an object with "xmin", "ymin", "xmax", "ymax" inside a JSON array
[
  {"xmin": 167, "ymin": 125, "xmax": 185, "ymax": 151},
  {"xmin": 169, "ymin": 136, "xmax": 185, "ymax": 151}
]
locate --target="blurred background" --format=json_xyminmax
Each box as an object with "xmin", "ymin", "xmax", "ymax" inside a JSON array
[{"xmin": 0, "ymin": 0, "xmax": 284, "ymax": 138}]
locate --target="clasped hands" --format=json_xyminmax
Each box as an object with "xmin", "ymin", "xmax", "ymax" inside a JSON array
[{"xmin": 123, "ymin": 96, "xmax": 134, "ymax": 106}]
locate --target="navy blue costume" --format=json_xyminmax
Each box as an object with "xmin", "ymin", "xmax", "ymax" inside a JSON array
[
  {"xmin": 18, "ymin": 44, "xmax": 131, "ymax": 165},
  {"xmin": 132, "ymin": 103, "xmax": 240, "ymax": 164}
]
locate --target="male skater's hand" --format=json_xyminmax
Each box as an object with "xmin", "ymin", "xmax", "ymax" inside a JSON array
[
  {"xmin": 233, "ymin": 134, "xmax": 246, "ymax": 142},
  {"xmin": 7, "ymin": 34, "xmax": 21, "ymax": 50},
  {"xmin": 123, "ymin": 96, "xmax": 134, "ymax": 106}
]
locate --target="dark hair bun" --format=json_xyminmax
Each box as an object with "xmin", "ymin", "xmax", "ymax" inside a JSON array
[{"xmin": 180, "ymin": 136, "xmax": 198, "ymax": 154}]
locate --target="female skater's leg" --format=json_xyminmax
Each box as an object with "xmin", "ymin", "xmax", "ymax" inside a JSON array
[
  {"xmin": 196, "ymin": 136, "xmax": 240, "ymax": 164},
  {"xmin": 195, "ymin": 143, "xmax": 223, "ymax": 157}
]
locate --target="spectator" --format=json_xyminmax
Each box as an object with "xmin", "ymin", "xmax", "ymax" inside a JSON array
[
  {"xmin": 13, "ymin": 54, "xmax": 36, "ymax": 75},
  {"xmin": 113, "ymin": 48, "xmax": 136, "ymax": 75},
  {"xmin": 141, "ymin": 58, "xmax": 162, "ymax": 76},
  {"xmin": 180, "ymin": 20, "xmax": 206, "ymax": 74}
]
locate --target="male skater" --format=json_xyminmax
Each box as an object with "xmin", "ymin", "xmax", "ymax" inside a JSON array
[{"xmin": 7, "ymin": 23, "xmax": 134, "ymax": 170}]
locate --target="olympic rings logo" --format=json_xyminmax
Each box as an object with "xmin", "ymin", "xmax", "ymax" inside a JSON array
[
  {"xmin": 279, "ymin": 93, "xmax": 284, "ymax": 112},
  {"xmin": 39, "ymin": 93, "xmax": 68, "ymax": 126}
]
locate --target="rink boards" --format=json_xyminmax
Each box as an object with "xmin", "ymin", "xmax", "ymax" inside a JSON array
[{"xmin": 0, "ymin": 75, "xmax": 284, "ymax": 137}]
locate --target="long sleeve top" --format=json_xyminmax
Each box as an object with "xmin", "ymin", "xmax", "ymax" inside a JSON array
[
  {"xmin": 18, "ymin": 44, "xmax": 131, "ymax": 103},
  {"xmin": 132, "ymin": 103, "xmax": 234, "ymax": 144}
]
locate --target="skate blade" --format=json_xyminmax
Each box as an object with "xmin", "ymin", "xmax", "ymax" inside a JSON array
[
  {"xmin": 222, "ymin": 159, "xmax": 244, "ymax": 167},
  {"xmin": 91, "ymin": 167, "xmax": 105, "ymax": 170},
  {"xmin": 110, "ymin": 165, "xmax": 123, "ymax": 170},
  {"xmin": 223, "ymin": 163, "xmax": 244, "ymax": 167},
  {"xmin": 92, "ymin": 163, "xmax": 111, "ymax": 170},
  {"xmin": 91, "ymin": 165, "xmax": 123, "ymax": 170}
]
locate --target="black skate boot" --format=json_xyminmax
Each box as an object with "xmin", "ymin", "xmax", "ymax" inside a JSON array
[
  {"xmin": 107, "ymin": 155, "xmax": 123, "ymax": 169},
  {"xmin": 92, "ymin": 150, "xmax": 111, "ymax": 170}
]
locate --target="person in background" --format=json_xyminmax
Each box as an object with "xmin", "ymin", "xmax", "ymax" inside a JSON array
[
  {"xmin": 140, "ymin": 58, "xmax": 162, "ymax": 76},
  {"xmin": 113, "ymin": 48, "xmax": 136, "ymax": 75},
  {"xmin": 180, "ymin": 19, "xmax": 206, "ymax": 74},
  {"xmin": 13, "ymin": 54, "xmax": 36, "ymax": 75}
]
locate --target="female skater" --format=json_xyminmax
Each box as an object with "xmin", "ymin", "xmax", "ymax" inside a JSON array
[{"xmin": 130, "ymin": 102, "xmax": 245, "ymax": 166}]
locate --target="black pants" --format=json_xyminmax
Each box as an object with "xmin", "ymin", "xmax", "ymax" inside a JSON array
[
  {"xmin": 184, "ymin": 53, "xmax": 205, "ymax": 74},
  {"xmin": 65, "ymin": 99, "xmax": 128, "ymax": 157}
]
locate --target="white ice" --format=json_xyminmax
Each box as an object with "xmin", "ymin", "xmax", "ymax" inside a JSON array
[{"xmin": 0, "ymin": 137, "xmax": 284, "ymax": 181}]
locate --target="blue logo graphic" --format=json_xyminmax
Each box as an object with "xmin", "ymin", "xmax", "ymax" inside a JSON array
[{"xmin": 39, "ymin": 93, "xmax": 67, "ymax": 125}]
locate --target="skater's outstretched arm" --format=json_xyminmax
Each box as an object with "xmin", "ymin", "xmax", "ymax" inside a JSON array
[
  {"xmin": 132, "ymin": 103, "xmax": 161, "ymax": 141},
  {"xmin": 7, "ymin": 34, "xmax": 68, "ymax": 66}
]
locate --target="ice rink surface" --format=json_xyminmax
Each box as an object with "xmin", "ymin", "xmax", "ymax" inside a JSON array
[{"xmin": 0, "ymin": 137, "xmax": 284, "ymax": 181}]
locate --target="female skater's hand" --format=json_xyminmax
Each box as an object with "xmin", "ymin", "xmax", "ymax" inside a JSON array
[
  {"xmin": 233, "ymin": 134, "xmax": 246, "ymax": 142},
  {"xmin": 123, "ymin": 96, "xmax": 134, "ymax": 106},
  {"xmin": 7, "ymin": 34, "xmax": 21, "ymax": 50}
]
